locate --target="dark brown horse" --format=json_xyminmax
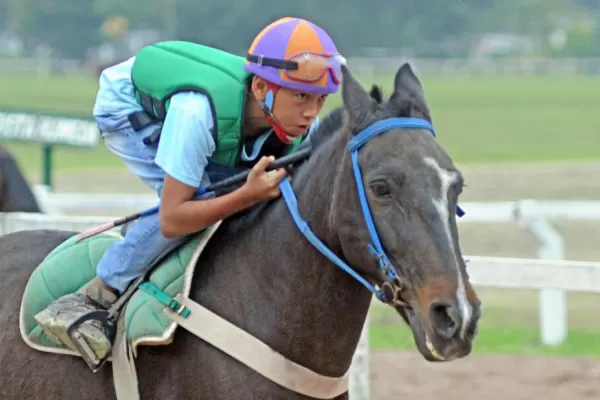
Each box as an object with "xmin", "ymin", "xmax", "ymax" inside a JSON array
[
  {"xmin": 0, "ymin": 145, "xmax": 42, "ymax": 213},
  {"xmin": 0, "ymin": 64, "xmax": 480, "ymax": 399}
]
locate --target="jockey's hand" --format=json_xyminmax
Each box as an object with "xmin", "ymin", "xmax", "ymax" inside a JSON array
[{"xmin": 242, "ymin": 156, "xmax": 288, "ymax": 202}]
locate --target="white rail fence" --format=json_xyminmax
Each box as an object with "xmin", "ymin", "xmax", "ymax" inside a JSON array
[
  {"xmin": 2, "ymin": 192, "xmax": 600, "ymax": 400},
  {"xmin": 14, "ymin": 188, "xmax": 600, "ymax": 347}
]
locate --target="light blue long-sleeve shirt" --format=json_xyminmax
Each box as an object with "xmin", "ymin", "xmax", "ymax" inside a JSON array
[{"xmin": 93, "ymin": 56, "xmax": 320, "ymax": 189}]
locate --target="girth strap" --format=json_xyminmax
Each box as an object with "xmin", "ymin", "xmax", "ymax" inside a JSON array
[{"xmin": 165, "ymin": 294, "xmax": 350, "ymax": 399}]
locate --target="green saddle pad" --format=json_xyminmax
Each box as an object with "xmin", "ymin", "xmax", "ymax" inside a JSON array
[{"xmin": 19, "ymin": 223, "xmax": 220, "ymax": 356}]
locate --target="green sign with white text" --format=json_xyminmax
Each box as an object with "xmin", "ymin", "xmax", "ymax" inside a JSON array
[
  {"xmin": 0, "ymin": 110, "xmax": 99, "ymax": 147},
  {"xmin": 0, "ymin": 108, "xmax": 100, "ymax": 189}
]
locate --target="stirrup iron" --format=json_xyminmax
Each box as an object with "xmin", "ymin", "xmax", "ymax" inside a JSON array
[{"xmin": 66, "ymin": 310, "xmax": 117, "ymax": 373}]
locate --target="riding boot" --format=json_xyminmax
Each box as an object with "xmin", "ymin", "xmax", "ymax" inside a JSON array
[{"xmin": 33, "ymin": 286, "xmax": 117, "ymax": 360}]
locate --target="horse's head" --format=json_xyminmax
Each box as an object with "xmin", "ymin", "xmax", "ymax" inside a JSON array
[{"xmin": 329, "ymin": 64, "xmax": 480, "ymax": 362}]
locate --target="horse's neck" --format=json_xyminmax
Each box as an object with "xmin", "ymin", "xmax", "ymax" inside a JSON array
[
  {"xmin": 257, "ymin": 134, "xmax": 372, "ymax": 376},
  {"xmin": 203, "ymin": 132, "xmax": 373, "ymax": 378}
]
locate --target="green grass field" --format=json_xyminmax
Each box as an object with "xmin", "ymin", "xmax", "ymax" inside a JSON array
[
  {"xmin": 1, "ymin": 71, "xmax": 599, "ymax": 358},
  {"xmin": 2, "ymin": 71, "xmax": 600, "ymax": 173}
]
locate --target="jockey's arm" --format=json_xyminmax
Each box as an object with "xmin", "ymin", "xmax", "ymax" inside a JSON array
[
  {"xmin": 154, "ymin": 91, "xmax": 256, "ymax": 238},
  {"xmin": 158, "ymin": 174, "xmax": 256, "ymax": 238},
  {"xmin": 154, "ymin": 91, "xmax": 285, "ymax": 238}
]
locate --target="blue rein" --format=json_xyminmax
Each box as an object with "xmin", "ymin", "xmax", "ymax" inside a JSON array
[{"xmin": 279, "ymin": 117, "xmax": 464, "ymax": 304}]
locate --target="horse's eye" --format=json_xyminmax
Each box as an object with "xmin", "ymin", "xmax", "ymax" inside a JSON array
[
  {"xmin": 370, "ymin": 180, "xmax": 391, "ymax": 197},
  {"xmin": 451, "ymin": 181, "xmax": 465, "ymax": 195}
]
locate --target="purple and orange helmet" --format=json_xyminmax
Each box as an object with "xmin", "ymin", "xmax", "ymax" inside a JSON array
[{"xmin": 244, "ymin": 17, "xmax": 345, "ymax": 95}]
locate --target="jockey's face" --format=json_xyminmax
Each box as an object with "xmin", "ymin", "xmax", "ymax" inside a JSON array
[
  {"xmin": 272, "ymin": 86, "xmax": 328, "ymax": 138},
  {"xmin": 251, "ymin": 76, "xmax": 329, "ymax": 139}
]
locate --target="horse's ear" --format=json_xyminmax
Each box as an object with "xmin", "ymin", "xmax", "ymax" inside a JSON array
[
  {"xmin": 393, "ymin": 63, "xmax": 425, "ymax": 103},
  {"xmin": 341, "ymin": 65, "xmax": 376, "ymax": 131},
  {"xmin": 369, "ymin": 85, "xmax": 384, "ymax": 104}
]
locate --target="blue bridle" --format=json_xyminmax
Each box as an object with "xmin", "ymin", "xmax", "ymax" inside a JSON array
[{"xmin": 279, "ymin": 117, "xmax": 465, "ymax": 305}]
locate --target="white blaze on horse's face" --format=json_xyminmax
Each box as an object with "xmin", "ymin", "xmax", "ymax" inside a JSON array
[{"xmin": 423, "ymin": 156, "xmax": 473, "ymax": 341}]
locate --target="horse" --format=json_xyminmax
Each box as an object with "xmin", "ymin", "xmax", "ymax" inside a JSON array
[
  {"xmin": 0, "ymin": 64, "xmax": 480, "ymax": 400},
  {"xmin": 0, "ymin": 145, "xmax": 43, "ymax": 213}
]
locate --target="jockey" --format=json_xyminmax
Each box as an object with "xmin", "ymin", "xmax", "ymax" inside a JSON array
[{"xmin": 34, "ymin": 17, "xmax": 345, "ymax": 363}]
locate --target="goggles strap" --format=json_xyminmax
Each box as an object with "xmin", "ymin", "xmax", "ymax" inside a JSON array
[{"xmin": 247, "ymin": 54, "xmax": 297, "ymax": 70}]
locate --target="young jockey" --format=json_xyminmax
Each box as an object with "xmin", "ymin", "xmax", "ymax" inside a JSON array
[{"xmin": 35, "ymin": 17, "xmax": 345, "ymax": 362}]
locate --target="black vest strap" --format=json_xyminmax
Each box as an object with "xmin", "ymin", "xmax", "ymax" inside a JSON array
[{"xmin": 128, "ymin": 111, "xmax": 155, "ymax": 131}]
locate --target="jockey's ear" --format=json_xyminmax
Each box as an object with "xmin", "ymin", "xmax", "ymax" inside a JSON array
[{"xmin": 250, "ymin": 75, "xmax": 270, "ymax": 102}]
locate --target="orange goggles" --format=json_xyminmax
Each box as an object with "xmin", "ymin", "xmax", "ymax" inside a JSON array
[{"xmin": 247, "ymin": 52, "xmax": 346, "ymax": 84}]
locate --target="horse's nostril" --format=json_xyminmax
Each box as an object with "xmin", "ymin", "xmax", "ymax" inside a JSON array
[{"xmin": 429, "ymin": 300, "xmax": 460, "ymax": 339}]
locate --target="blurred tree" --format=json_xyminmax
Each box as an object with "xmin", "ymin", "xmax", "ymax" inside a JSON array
[
  {"xmin": 6, "ymin": 0, "xmax": 103, "ymax": 58},
  {"xmin": 2, "ymin": 0, "xmax": 596, "ymax": 59}
]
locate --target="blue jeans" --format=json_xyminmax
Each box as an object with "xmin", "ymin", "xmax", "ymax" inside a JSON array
[{"xmin": 96, "ymin": 118, "xmax": 200, "ymax": 293}]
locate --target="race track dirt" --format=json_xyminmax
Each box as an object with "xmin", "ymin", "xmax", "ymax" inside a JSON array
[{"xmin": 370, "ymin": 351, "xmax": 600, "ymax": 400}]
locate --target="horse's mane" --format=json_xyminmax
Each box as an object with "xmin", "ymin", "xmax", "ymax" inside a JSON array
[
  {"xmin": 219, "ymin": 83, "xmax": 418, "ymax": 237},
  {"xmin": 218, "ymin": 101, "xmax": 347, "ymax": 236}
]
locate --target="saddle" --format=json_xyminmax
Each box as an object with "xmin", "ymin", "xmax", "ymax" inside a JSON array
[{"xmin": 19, "ymin": 221, "xmax": 222, "ymax": 371}]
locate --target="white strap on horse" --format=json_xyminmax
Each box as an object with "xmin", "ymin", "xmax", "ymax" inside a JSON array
[
  {"xmin": 112, "ymin": 314, "xmax": 141, "ymax": 400},
  {"xmin": 165, "ymin": 294, "xmax": 350, "ymax": 399},
  {"xmin": 110, "ymin": 294, "xmax": 350, "ymax": 400}
]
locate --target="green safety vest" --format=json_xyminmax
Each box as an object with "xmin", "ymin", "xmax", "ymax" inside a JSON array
[{"xmin": 130, "ymin": 41, "xmax": 302, "ymax": 167}]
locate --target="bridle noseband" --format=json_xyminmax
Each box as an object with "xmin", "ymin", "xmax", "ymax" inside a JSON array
[{"xmin": 279, "ymin": 117, "xmax": 463, "ymax": 306}]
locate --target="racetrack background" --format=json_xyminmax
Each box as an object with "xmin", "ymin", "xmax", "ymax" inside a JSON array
[{"xmin": 2, "ymin": 69, "xmax": 600, "ymax": 399}]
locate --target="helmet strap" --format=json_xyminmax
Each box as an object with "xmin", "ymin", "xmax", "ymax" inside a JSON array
[{"xmin": 257, "ymin": 83, "xmax": 292, "ymax": 144}]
